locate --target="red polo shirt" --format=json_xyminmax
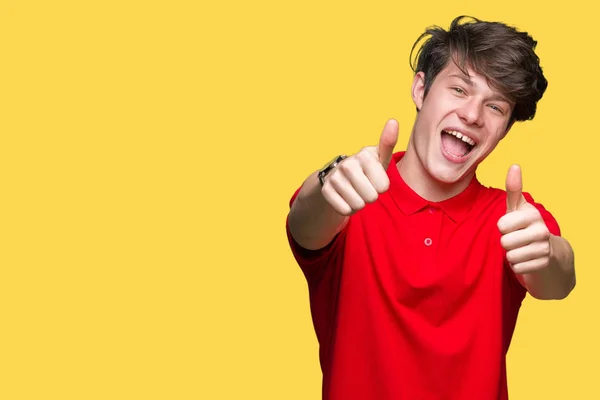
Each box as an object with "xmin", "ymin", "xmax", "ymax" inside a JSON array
[{"xmin": 286, "ymin": 152, "xmax": 561, "ymax": 400}]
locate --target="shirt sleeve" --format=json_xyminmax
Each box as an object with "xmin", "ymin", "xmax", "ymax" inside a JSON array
[
  {"xmin": 285, "ymin": 186, "xmax": 348, "ymax": 278},
  {"xmin": 523, "ymin": 192, "xmax": 561, "ymax": 236}
]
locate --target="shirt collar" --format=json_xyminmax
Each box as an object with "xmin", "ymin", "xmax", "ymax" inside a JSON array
[{"xmin": 387, "ymin": 151, "xmax": 483, "ymax": 223}]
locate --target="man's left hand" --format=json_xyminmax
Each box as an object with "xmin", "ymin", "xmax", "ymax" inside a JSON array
[{"xmin": 497, "ymin": 164, "xmax": 552, "ymax": 275}]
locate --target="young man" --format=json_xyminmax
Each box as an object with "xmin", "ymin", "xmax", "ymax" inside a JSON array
[{"xmin": 285, "ymin": 16, "xmax": 576, "ymax": 400}]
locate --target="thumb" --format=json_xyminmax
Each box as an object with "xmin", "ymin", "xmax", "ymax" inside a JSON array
[
  {"xmin": 505, "ymin": 164, "xmax": 525, "ymax": 212},
  {"xmin": 378, "ymin": 119, "xmax": 399, "ymax": 169}
]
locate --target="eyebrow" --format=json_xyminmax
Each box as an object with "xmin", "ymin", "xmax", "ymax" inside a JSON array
[
  {"xmin": 448, "ymin": 73, "xmax": 512, "ymax": 104},
  {"xmin": 449, "ymin": 73, "xmax": 473, "ymax": 85}
]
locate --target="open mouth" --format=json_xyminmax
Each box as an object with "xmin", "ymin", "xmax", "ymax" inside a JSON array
[{"xmin": 441, "ymin": 129, "xmax": 475, "ymax": 158}]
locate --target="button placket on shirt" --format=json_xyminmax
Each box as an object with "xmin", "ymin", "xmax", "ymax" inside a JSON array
[{"xmin": 423, "ymin": 206, "xmax": 440, "ymax": 248}]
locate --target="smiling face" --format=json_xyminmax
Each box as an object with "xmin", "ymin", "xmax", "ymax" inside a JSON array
[{"xmin": 401, "ymin": 60, "xmax": 514, "ymax": 199}]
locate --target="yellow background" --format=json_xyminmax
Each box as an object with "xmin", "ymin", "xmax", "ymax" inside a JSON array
[{"xmin": 1, "ymin": 1, "xmax": 596, "ymax": 399}]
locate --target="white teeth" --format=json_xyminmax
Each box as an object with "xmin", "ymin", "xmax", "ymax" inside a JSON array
[{"xmin": 446, "ymin": 130, "xmax": 475, "ymax": 146}]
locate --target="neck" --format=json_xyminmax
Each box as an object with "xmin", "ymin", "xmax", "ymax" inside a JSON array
[{"xmin": 397, "ymin": 143, "xmax": 474, "ymax": 203}]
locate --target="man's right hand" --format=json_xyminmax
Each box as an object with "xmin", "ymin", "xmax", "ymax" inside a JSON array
[{"xmin": 321, "ymin": 119, "xmax": 399, "ymax": 216}]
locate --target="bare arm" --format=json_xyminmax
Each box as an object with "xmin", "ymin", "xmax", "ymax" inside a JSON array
[
  {"xmin": 288, "ymin": 171, "xmax": 350, "ymax": 250},
  {"xmin": 288, "ymin": 119, "xmax": 399, "ymax": 251},
  {"xmin": 519, "ymin": 234, "xmax": 575, "ymax": 300}
]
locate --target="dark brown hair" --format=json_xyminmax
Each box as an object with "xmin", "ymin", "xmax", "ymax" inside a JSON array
[{"xmin": 410, "ymin": 16, "xmax": 548, "ymax": 123}]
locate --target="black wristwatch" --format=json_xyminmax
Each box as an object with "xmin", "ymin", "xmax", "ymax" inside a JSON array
[{"xmin": 318, "ymin": 155, "xmax": 347, "ymax": 186}]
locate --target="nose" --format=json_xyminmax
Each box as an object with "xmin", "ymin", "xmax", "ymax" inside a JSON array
[{"xmin": 457, "ymin": 98, "xmax": 484, "ymax": 127}]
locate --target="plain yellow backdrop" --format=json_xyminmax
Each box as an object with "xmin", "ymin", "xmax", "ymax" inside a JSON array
[{"xmin": 0, "ymin": 1, "xmax": 596, "ymax": 399}]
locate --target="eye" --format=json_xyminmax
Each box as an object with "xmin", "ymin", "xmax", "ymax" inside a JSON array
[
  {"xmin": 452, "ymin": 87, "xmax": 466, "ymax": 95},
  {"xmin": 488, "ymin": 104, "xmax": 505, "ymax": 114}
]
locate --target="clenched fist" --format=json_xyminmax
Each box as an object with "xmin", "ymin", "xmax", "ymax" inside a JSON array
[{"xmin": 321, "ymin": 119, "xmax": 399, "ymax": 216}]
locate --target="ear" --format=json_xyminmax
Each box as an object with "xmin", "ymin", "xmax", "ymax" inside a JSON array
[{"xmin": 412, "ymin": 72, "xmax": 426, "ymax": 111}]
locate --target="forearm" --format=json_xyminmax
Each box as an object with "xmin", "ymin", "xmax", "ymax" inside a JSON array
[
  {"xmin": 522, "ymin": 235, "xmax": 576, "ymax": 300},
  {"xmin": 288, "ymin": 171, "xmax": 349, "ymax": 250}
]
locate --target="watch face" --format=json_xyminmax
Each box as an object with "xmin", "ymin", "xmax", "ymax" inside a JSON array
[
  {"xmin": 319, "ymin": 155, "xmax": 346, "ymax": 186},
  {"xmin": 322, "ymin": 156, "xmax": 341, "ymax": 170}
]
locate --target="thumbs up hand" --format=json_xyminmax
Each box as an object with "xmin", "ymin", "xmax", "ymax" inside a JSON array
[
  {"xmin": 320, "ymin": 119, "xmax": 399, "ymax": 216},
  {"xmin": 497, "ymin": 165, "xmax": 552, "ymax": 274}
]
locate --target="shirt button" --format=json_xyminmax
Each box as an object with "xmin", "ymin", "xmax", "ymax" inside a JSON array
[
  {"xmin": 429, "ymin": 208, "xmax": 435, "ymax": 214},
  {"xmin": 424, "ymin": 238, "xmax": 433, "ymax": 246}
]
